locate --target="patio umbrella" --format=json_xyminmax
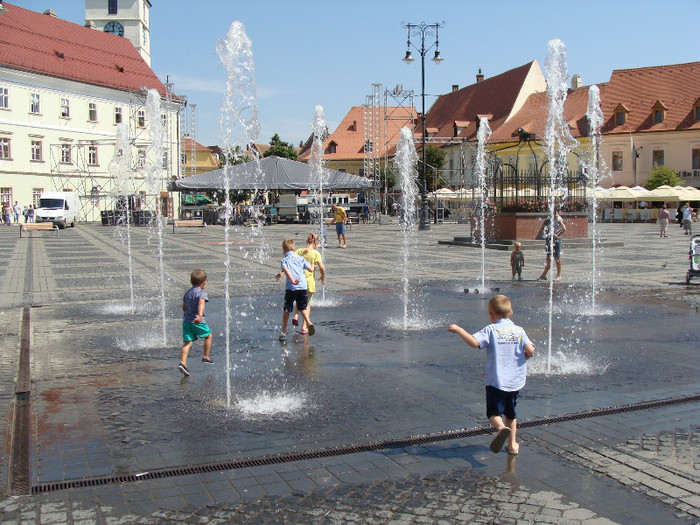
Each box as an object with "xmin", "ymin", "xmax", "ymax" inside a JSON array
[
  {"xmin": 604, "ymin": 186, "xmax": 639, "ymax": 201},
  {"xmin": 645, "ymin": 185, "xmax": 685, "ymax": 202}
]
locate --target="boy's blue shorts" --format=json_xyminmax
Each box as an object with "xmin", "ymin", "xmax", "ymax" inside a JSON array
[
  {"xmin": 182, "ymin": 321, "xmax": 212, "ymax": 342},
  {"xmin": 485, "ymin": 385, "xmax": 519, "ymax": 420},
  {"xmin": 284, "ymin": 289, "xmax": 308, "ymax": 313}
]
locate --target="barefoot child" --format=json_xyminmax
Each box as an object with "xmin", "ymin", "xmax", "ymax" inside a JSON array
[
  {"xmin": 276, "ymin": 239, "xmax": 315, "ymax": 340},
  {"xmin": 179, "ymin": 269, "xmax": 213, "ymax": 377},
  {"xmin": 292, "ymin": 233, "xmax": 326, "ymax": 334},
  {"xmin": 510, "ymin": 241, "xmax": 524, "ymax": 281},
  {"xmin": 448, "ymin": 295, "xmax": 535, "ymax": 454}
]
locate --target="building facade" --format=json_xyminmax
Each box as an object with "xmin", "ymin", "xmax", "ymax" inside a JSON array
[
  {"xmin": 0, "ymin": 2, "xmax": 183, "ymax": 222},
  {"xmin": 85, "ymin": 0, "xmax": 151, "ymax": 66}
]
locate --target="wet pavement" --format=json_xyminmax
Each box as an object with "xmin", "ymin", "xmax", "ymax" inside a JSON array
[{"xmin": 0, "ymin": 220, "xmax": 698, "ymax": 524}]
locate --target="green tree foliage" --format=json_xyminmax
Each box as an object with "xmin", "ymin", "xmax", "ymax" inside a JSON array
[
  {"xmin": 423, "ymin": 145, "xmax": 447, "ymax": 191},
  {"xmin": 644, "ymin": 166, "xmax": 680, "ymax": 190},
  {"xmin": 219, "ymin": 146, "xmax": 251, "ymax": 168},
  {"xmin": 264, "ymin": 134, "xmax": 298, "ymax": 160},
  {"xmin": 380, "ymin": 168, "xmax": 398, "ymax": 190}
]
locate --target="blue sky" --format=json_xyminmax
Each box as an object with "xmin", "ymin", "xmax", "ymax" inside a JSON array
[{"xmin": 10, "ymin": 1, "xmax": 700, "ymax": 148}]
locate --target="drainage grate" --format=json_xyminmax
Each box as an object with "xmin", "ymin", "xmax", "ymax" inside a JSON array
[{"xmin": 32, "ymin": 393, "xmax": 700, "ymax": 494}]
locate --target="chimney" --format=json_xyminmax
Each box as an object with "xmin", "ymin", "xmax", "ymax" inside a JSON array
[
  {"xmin": 43, "ymin": 9, "xmax": 58, "ymax": 17},
  {"xmin": 476, "ymin": 69, "xmax": 484, "ymax": 83},
  {"xmin": 85, "ymin": 20, "xmax": 96, "ymax": 29},
  {"xmin": 452, "ymin": 84, "xmax": 459, "ymax": 92},
  {"xmin": 571, "ymin": 74, "xmax": 582, "ymax": 89}
]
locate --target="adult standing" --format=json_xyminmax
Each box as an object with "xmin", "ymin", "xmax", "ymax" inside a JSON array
[
  {"xmin": 12, "ymin": 201, "xmax": 20, "ymax": 224},
  {"xmin": 658, "ymin": 204, "xmax": 670, "ymax": 238},
  {"xmin": 331, "ymin": 203, "xmax": 348, "ymax": 248},
  {"xmin": 682, "ymin": 202, "xmax": 693, "ymax": 235},
  {"xmin": 28, "ymin": 204, "xmax": 35, "ymax": 223},
  {"xmin": 2, "ymin": 202, "xmax": 10, "ymax": 225},
  {"xmin": 538, "ymin": 210, "xmax": 566, "ymax": 281}
]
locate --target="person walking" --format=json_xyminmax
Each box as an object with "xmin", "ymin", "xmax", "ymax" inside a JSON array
[
  {"xmin": 331, "ymin": 203, "xmax": 348, "ymax": 248},
  {"xmin": 682, "ymin": 202, "xmax": 693, "ymax": 235},
  {"xmin": 658, "ymin": 204, "xmax": 670, "ymax": 237}
]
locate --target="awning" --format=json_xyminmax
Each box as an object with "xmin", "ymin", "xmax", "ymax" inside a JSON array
[{"xmin": 173, "ymin": 156, "xmax": 372, "ymax": 191}]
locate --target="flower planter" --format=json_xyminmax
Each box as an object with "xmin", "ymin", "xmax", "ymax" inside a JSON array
[{"xmin": 470, "ymin": 212, "xmax": 588, "ymax": 241}]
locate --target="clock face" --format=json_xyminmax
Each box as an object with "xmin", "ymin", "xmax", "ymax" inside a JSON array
[{"xmin": 104, "ymin": 21, "xmax": 124, "ymax": 37}]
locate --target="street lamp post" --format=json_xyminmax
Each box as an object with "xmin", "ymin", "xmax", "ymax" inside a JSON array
[{"xmin": 402, "ymin": 22, "xmax": 444, "ymax": 230}]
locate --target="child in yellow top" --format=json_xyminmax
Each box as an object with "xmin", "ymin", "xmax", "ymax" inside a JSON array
[
  {"xmin": 292, "ymin": 233, "xmax": 326, "ymax": 334},
  {"xmin": 510, "ymin": 241, "xmax": 524, "ymax": 280}
]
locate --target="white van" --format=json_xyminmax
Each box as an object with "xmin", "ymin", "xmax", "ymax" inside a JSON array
[{"xmin": 35, "ymin": 191, "xmax": 79, "ymax": 228}]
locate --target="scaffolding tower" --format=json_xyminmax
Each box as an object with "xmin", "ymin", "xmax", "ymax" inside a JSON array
[{"xmin": 363, "ymin": 84, "xmax": 382, "ymax": 213}]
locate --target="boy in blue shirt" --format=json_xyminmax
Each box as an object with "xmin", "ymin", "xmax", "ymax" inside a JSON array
[
  {"xmin": 448, "ymin": 295, "xmax": 535, "ymax": 454},
  {"xmin": 179, "ymin": 269, "xmax": 213, "ymax": 376},
  {"xmin": 276, "ymin": 239, "xmax": 315, "ymax": 340}
]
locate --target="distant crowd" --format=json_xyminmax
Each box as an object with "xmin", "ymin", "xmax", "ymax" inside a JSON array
[{"xmin": 1, "ymin": 201, "xmax": 35, "ymax": 225}]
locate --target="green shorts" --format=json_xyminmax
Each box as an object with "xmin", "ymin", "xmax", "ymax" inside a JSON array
[{"xmin": 182, "ymin": 321, "xmax": 212, "ymax": 342}]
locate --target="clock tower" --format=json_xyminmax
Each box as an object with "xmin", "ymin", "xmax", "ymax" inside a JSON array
[{"xmin": 85, "ymin": 0, "xmax": 152, "ymax": 66}]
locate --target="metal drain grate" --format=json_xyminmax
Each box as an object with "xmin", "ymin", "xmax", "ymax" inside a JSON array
[{"xmin": 32, "ymin": 393, "xmax": 700, "ymax": 494}]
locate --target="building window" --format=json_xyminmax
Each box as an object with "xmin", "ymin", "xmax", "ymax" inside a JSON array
[
  {"xmin": 695, "ymin": 106, "xmax": 700, "ymax": 121},
  {"xmin": 60, "ymin": 98, "xmax": 70, "ymax": 118},
  {"xmin": 652, "ymin": 149, "xmax": 664, "ymax": 167},
  {"xmin": 326, "ymin": 142, "xmax": 337, "ymax": 154},
  {"xmin": 615, "ymin": 112, "xmax": 626, "ymax": 125},
  {"xmin": 31, "ymin": 140, "xmax": 42, "ymax": 161},
  {"xmin": 0, "ymin": 137, "xmax": 10, "ymax": 159},
  {"xmin": 60, "ymin": 144, "xmax": 72, "ymax": 164},
  {"xmin": 32, "ymin": 188, "xmax": 43, "ymax": 208},
  {"xmin": 358, "ymin": 168, "xmax": 365, "ymax": 177},
  {"xmin": 363, "ymin": 140, "xmax": 373, "ymax": 153},
  {"xmin": 30, "ymin": 93, "xmax": 40, "ymax": 114},
  {"xmin": 612, "ymin": 151, "xmax": 623, "ymax": 171},
  {"xmin": 114, "ymin": 107, "xmax": 123, "ymax": 124},
  {"xmin": 137, "ymin": 149, "xmax": 146, "ymax": 168},
  {"xmin": 88, "ymin": 145, "xmax": 98, "ymax": 166},
  {"xmin": 181, "ymin": 153, "xmax": 187, "ymax": 165},
  {"xmin": 108, "ymin": 0, "xmax": 118, "ymax": 15},
  {"xmin": 693, "ymin": 149, "xmax": 700, "ymax": 170},
  {"xmin": 0, "ymin": 87, "xmax": 8, "ymax": 109},
  {"xmin": 1, "ymin": 188, "xmax": 12, "ymax": 206},
  {"xmin": 654, "ymin": 109, "xmax": 664, "ymax": 123},
  {"xmin": 88, "ymin": 103, "xmax": 97, "ymax": 121},
  {"xmin": 137, "ymin": 109, "xmax": 146, "ymax": 128},
  {"xmin": 162, "ymin": 152, "xmax": 168, "ymax": 169}
]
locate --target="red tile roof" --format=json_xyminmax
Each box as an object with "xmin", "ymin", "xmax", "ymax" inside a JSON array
[
  {"xmin": 298, "ymin": 105, "xmax": 416, "ymax": 162},
  {"xmin": 0, "ymin": 2, "xmax": 169, "ymax": 96},
  {"xmin": 600, "ymin": 61, "xmax": 700, "ymax": 134},
  {"xmin": 183, "ymin": 137, "xmax": 213, "ymax": 152},
  {"xmin": 425, "ymin": 61, "xmax": 539, "ymax": 141}
]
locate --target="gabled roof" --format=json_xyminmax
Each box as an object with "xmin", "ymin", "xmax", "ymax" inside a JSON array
[
  {"xmin": 490, "ymin": 84, "xmax": 594, "ymax": 142},
  {"xmin": 601, "ymin": 61, "xmax": 700, "ymax": 133},
  {"xmin": 299, "ymin": 106, "xmax": 416, "ymax": 162},
  {"xmin": 424, "ymin": 61, "xmax": 546, "ymax": 141},
  {"xmin": 183, "ymin": 137, "xmax": 214, "ymax": 152},
  {"xmin": 0, "ymin": 2, "xmax": 169, "ymax": 96}
]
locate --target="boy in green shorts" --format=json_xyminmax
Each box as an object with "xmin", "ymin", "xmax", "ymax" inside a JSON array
[{"xmin": 179, "ymin": 269, "xmax": 213, "ymax": 376}]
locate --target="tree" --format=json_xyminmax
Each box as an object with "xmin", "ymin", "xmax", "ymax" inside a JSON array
[
  {"xmin": 264, "ymin": 134, "xmax": 298, "ymax": 160},
  {"xmin": 644, "ymin": 166, "xmax": 680, "ymax": 190},
  {"xmin": 423, "ymin": 145, "xmax": 447, "ymax": 191},
  {"xmin": 380, "ymin": 167, "xmax": 398, "ymax": 190}
]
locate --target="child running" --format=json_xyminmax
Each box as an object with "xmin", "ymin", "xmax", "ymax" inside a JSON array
[
  {"xmin": 276, "ymin": 239, "xmax": 315, "ymax": 340},
  {"xmin": 448, "ymin": 295, "xmax": 535, "ymax": 454},
  {"xmin": 179, "ymin": 269, "xmax": 213, "ymax": 377},
  {"xmin": 292, "ymin": 233, "xmax": 326, "ymax": 334},
  {"xmin": 510, "ymin": 241, "xmax": 524, "ymax": 281}
]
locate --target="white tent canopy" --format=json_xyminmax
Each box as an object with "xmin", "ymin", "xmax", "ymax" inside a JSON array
[{"xmin": 173, "ymin": 156, "xmax": 372, "ymax": 191}]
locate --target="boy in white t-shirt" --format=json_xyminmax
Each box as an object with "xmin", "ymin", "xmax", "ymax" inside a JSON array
[{"xmin": 448, "ymin": 295, "xmax": 535, "ymax": 455}]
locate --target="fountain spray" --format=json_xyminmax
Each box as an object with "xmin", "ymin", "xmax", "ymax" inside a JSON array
[
  {"xmin": 475, "ymin": 116, "xmax": 492, "ymax": 293},
  {"xmin": 217, "ymin": 21, "xmax": 261, "ymax": 408},
  {"xmin": 310, "ymin": 105, "xmax": 328, "ymax": 300},
  {"xmin": 543, "ymin": 39, "xmax": 579, "ymax": 373},
  {"xmin": 144, "ymin": 89, "xmax": 167, "ymax": 346},
  {"xmin": 586, "ymin": 85, "xmax": 604, "ymax": 312},
  {"xmin": 395, "ymin": 127, "xmax": 419, "ymax": 330}
]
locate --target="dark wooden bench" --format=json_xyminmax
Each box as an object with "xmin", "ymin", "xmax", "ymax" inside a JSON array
[
  {"xmin": 19, "ymin": 223, "xmax": 59, "ymax": 238},
  {"xmin": 173, "ymin": 219, "xmax": 206, "ymax": 233}
]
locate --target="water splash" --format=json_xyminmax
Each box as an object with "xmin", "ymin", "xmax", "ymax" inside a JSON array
[
  {"xmin": 217, "ymin": 21, "xmax": 262, "ymax": 408},
  {"xmin": 475, "ymin": 117, "xmax": 492, "ymax": 292},
  {"xmin": 529, "ymin": 350, "xmax": 609, "ymax": 376},
  {"xmin": 236, "ymin": 390, "xmax": 307, "ymax": 418},
  {"xmin": 543, "ymin": 39, "xmax": 579, "ymax": 374},
  {"xmin": 108, "ymin": 124, "xmax": 135, "ymax": 314},
  {"xmin": 144, "ymin": 88, "xmax": 167, "ymax": 346},
  {"xmin": 395, "ymin": 127, "xmax": 419, "ymax": 330}
]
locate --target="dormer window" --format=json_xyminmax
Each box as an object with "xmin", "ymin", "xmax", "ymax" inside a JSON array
[
  {"xmin": 426, "ymin": 127, "xmax": 438, "ymax": 139},
  {"xmin": 613, "ymin": 103, "xmax": 629, "ymax": 126},
  {"xmin": 694, "ymin": 97, "xmax": 700, "ymax": 121},
  {"xmin": 651, "ymin": 100, "xmax": 667, "ymax": 124},
  {"xmin": 363, "ymin": 140, "xmax": 373, "ymax": 153},
  {"xmin": 326, "ymin": 141, "xmax": 337, "ymax": 154},
  {"xmin": 453, "ymin": 120, "xmax": 469, "ymax": 137}
]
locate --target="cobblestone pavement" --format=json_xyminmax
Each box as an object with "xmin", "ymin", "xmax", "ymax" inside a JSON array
[{"xmin": 0, "ymin": 221, "xmax": 698, "ymax": 524}]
